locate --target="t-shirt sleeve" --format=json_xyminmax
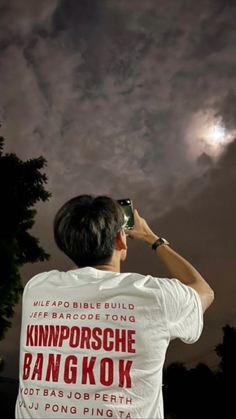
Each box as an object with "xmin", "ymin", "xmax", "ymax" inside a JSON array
[{"xmin": 158, "ymin": 277, "xmax": 204, "ymax": 344}]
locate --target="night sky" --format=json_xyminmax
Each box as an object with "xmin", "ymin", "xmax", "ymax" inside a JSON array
[{"xmin": 0, "ymin": 0, "xmax": 236, "ymax": 379}]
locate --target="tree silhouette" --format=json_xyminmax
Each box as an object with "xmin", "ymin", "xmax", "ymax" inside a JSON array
[
  {"xmin": 0, "ymin": 136, "xmax": 51, "ymax": 342},
  {"xmin": 164, "ymin": 360, "xmax": 220, "ymax": 419},
  {"xmin": 215, "ymin": 324, "xmax": 236, "ymax": 375},
  {"xmin": 215, "ymin": 324, "xmax": 236, "ymax": 418},
  {"xmin": 163, "ymin": 362, "xmax": 189, "ymax": 419},
  {"xmin": 163, "ymin": 325, "xmax": 236, "ymax": 419}
]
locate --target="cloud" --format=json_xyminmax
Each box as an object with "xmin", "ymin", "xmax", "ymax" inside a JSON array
[
  {"xmin": 1, "ymin": 0, "xmax": 235, "ymax": 212},
  {"xmin": 215, "ymin": 90, "xmax": 236, "ymax": 131},
  {"xmin": 0, "ymin": 0, "xmax": 58, "ymax": 39}
]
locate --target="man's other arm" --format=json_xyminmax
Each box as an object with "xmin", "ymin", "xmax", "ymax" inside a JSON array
[
  {"xmin": 146, "ymin": 233, "xmax": 214, "ymax": 313},
  {"xmin": 125, "ymin": 208, "xmax": 214, "ymax": 314}
]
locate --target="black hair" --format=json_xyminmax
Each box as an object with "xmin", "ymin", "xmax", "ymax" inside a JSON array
[{"xmin": 53, "ymin": 195, "xmax": 125, "ymax": 268}]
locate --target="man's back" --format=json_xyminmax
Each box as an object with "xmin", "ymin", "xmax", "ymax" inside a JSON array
[{"xmin": 15, "ymin": 266, "xmax": 203, "ymax": 419}]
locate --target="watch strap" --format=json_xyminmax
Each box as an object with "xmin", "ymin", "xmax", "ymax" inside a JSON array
[{"xmin": 152, "ymin": 237, "xmax": 169, "ymax": 251}]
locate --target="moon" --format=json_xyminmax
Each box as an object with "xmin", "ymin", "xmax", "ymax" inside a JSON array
[
  {"xmin": 185, "ymin": 110, "xmax": 235, "ymax": 159},
  {"xmin": 205, "ymin": 123, "xmax": 226, "ymax": 146}
]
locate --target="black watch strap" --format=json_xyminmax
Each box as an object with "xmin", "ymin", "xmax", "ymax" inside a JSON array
[{"xmin": 152, "ymin": 237, "xmax": 169, "ymax": 251}]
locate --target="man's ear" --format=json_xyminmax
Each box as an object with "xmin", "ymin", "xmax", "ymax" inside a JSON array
[{"xmin": 115, "ymin": 230, "xmax": 128, "ymax": 251}]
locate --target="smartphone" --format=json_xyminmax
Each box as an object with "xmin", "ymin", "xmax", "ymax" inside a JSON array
[{"xmin": 117, "ymin": 198, "xmax": 134, "ymax": 229}]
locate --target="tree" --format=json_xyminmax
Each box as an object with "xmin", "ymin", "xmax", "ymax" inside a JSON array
[
  {"xmin": 164, "ymin": 361, "xmax": 219, "ymax": 419},
  {"xmin": 215, "ymin": 324, "xmax": 236, "ymax": 375},
  {"xmin": 215, "ymin": 324, "xmax": 236, "ymax": 418},
  {"xmin": 163, "ymin": 362, "xmax": 189, "ymax": 419},
  {"xmin": 0, "ymin": 136, "xmax": 51, "ymax": 342},
  {"xmin": 163, "ymin": 326, "xmax": 236, "ymax": 419}
]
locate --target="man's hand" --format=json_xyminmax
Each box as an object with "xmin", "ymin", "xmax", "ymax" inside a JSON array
[{"xmin": 124, "ymin": 209, "xmax": 159, "ymax": 244}]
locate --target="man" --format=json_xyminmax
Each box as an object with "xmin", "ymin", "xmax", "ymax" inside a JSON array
[{"xmin": 15, "ymin": 195, "xmax": 214, "ymax": 419}]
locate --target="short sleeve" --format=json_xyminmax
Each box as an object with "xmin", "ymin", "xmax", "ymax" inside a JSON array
[{"xmin": 159, "ymin": 278, "xmax": 204, "ymax": 344}]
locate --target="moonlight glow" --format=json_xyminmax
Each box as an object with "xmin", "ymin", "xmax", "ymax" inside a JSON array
[
  {"xmin": 205, "ymin": 123, "xmax": 227, "ymax": 146},
  {"xmin": 185, "ymin": 110, "xmax": 235, "ymax": 159}
]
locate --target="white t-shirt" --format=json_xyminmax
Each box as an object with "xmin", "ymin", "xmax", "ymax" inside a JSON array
[{"xmin": 15, "ymin": 267, "xmax": 203, "ymax": 419}]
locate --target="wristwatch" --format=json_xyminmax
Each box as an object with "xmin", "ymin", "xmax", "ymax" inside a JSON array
[{"xmin": 152, "ymin": 237, "xmax": 170, "ymax": 251}]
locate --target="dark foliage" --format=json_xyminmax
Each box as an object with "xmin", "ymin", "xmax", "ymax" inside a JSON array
[
  {"xmin": 164, "ymin": 324, "xmax": 236, "ymax": 419},
  {"xmin": 0, "ymin": 136, "xmax": 51, "ymax": 341}
]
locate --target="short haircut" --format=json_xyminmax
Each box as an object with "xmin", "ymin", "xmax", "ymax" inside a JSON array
[{"xmin": 53, "ymin": 195, "xmax": 125, "ymax": 268}]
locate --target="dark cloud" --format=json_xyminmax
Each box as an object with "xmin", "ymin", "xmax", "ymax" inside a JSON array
[
  {"xmin": 215, "ymin": 90, "xmax": 236, "ymax": 131},
  {"xmin": 0, "ymin": 0, "xmax": 58, "ymax": 41},
  {"xmin": 52, "ymin": 0, "xmax": 154, "ymax": 91},
  {"xmin": 53, "ymin": 0, "xmax": 105, "ymax": 34},
  {"xmin": 184, "ymin": 0, "xmax": 236, "ymax": 60},
  {"xmin": 197, "ymin": 152, "xmax": 214, "ymax": 168}
]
